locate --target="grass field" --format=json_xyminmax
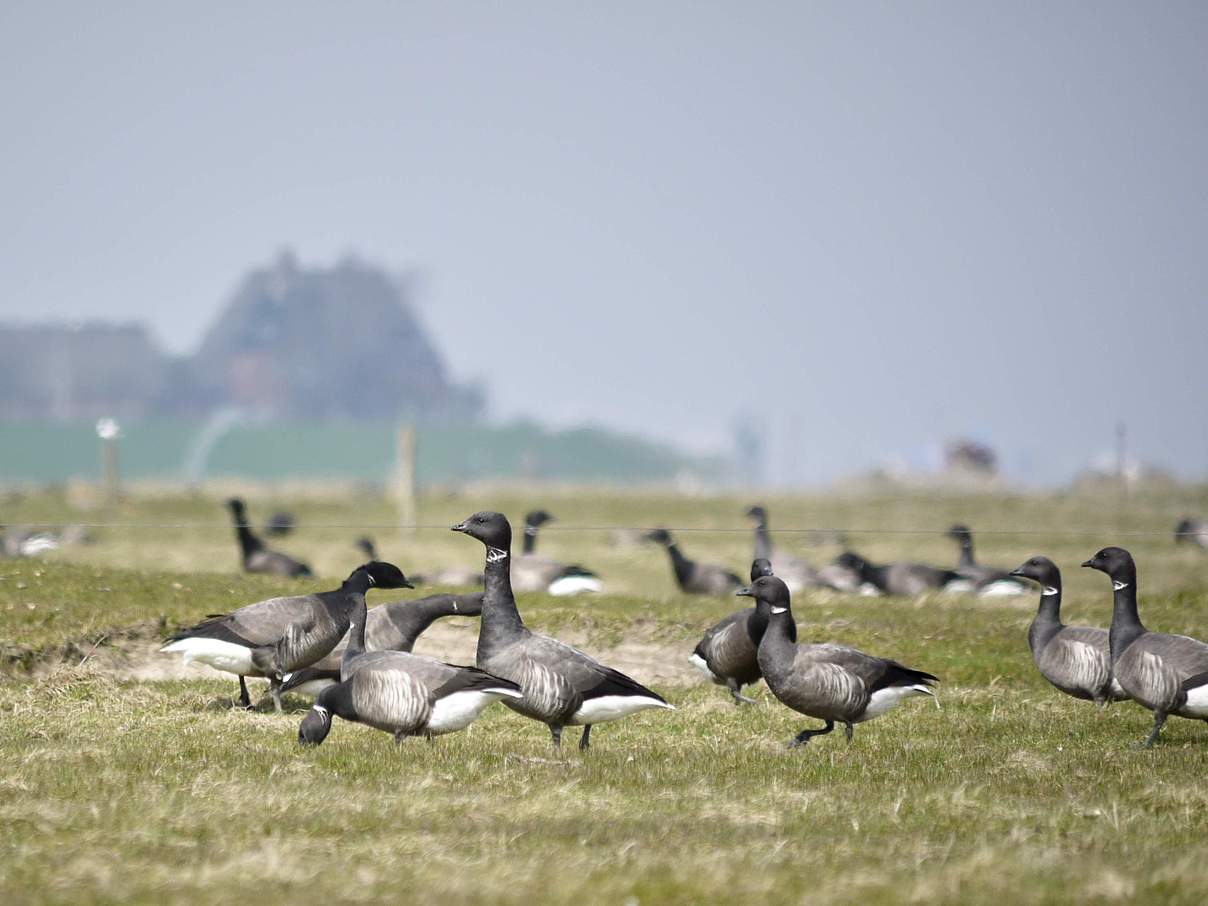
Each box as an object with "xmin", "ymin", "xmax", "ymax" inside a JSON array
[{"xmin": 3, "ymin": 485, "xmax": 1208, "ymax": 904}]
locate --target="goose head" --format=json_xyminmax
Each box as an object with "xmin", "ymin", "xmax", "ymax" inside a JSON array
[
  {"xmin": 744, "ymin": 504, "xmax": 768, "ymax": 524},
  {"xmin": 1174, "ymin": 518, "xmax": 1197, "ymax": 544},
  {"xmin": 524, "ymin": 510, "xmax": 554, "ymax": 531},
  {"xmin": 226, "ymin": 498, "xmax": 248, "ymax": 520},
  {"xmin": 298, "ymin": 703, "xmax": 333, "ymax": 747},
  {"xmin": 350, "ymin": 561, "xmax": 413, "ymax": 590},
  {"xmin": 945, "ymin": 524, "xmax": 973, "ymax": 544},
  {"xmin": 750, "ymin": 558, "xmax": 774, "ymax": 581},
  {"xmin": 643, "ymin": 528, "xmax": 674, "ymax": 546},
  {"xmin": 1080, "ymin": 547, "xmax": 1135, "ymax": 584},
  {"xmin": 1008, "ymin": 555, "xmax": 1060, "ymax": 589},
  {"xmin": 735, "ymin": 574, "xmax": 792, "ymax": 615},
  {"xmin": 451, "ymin": 511, "xmax": 513, "ymax": 550}
]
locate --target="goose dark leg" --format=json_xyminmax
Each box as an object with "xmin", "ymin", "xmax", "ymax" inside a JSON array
[
  {"xmin": 1137, "ymin": 711, "xmax": 1167, "ymax": 748},
  {"xmin": 727, "ymin": 679, "xmax": 756, "ymax": 706},
  {"xmin": 237, "ymin": 676, "xmax": 252, "ymax": 710},
  {"xmin": 842, "ymin": 721, "xmax": 854, "ymax": 743},
  {"xmin": 394, "ymin": 730, "xmax": 406, "ymax": 746},
  {"xmin": 549, "ymin": 724, "xmax": 563, "ymax": 749},
  {"xmin": 579, "ymin": 725, "xmax": 592, "ymax": 751},
  {"xmin": 788, "ymin": 720, "xmax": 834, "ymax": 748},
  {"xmin": 269, "ymin": 678, "xmax": 283, "ymax": 713}
]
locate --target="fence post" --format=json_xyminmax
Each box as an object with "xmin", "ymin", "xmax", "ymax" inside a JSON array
[{"xmin": 395, "ymin": 424, "xmax": 417, "ymax": 540}]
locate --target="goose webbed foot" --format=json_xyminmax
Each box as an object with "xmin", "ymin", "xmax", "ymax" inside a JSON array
[
  {"xmin": 1133, "ymin": 712, "xmax": 1167, "ymax": 748},
  {"xmin": 579, "ymin": 725, "xmax": 592, "ymax": 751},
  {"xmin": 787, "ymin": 720, "xmax": 834, "ymax": 748},
  {"xmin": 549, "ymin": 724, "xmax": 563, "ymax": 749},
  {"xmin": 727, "ymin": 683, "xmax": 756, "ymax": 705}
]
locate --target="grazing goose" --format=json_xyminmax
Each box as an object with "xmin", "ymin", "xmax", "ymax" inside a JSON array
[
  {"xmin": 511, "ymin": 510, "xmax": 604, "ymax": 596},
  {"xmin": 833, "ymin": 551, "xmax": 960, "ymax": 597},
  {"xmin": 162, "ymin": 561, "xmax": 412, "ymax": 710},
  {"xmin": 1174, "ymin": 518, "xmax": 1208, "ymax": 549},
  {"xmin": 453, "ymin": 511, "xmax": 673, "ymax": 750},
  {"xmin": 689, "ymin": 558, "xmax": 798, "ymax": 704},
  {"xmin": 1008, "ymin": 556, "xmax": 1127, "ymax": 707},
  {"xmin": 1083, "ymin": 546, "xmax": 1208, "ymax": 747},
  {"xmin": 744, "ymin": 505, "xmax": 825, "ymax": 592},
  {"xmin": 645, "ymin": 528, "xmax": 743, "ymax": 597},
  {"xmin": 358, "ymin": 534, "xmax": 483, "ymax": 588},
  {"xmin": 946, "ymin": 525, "xmax": 1028, "ymax": 596},
  {"xmin": 740, "ymin": 575, "xmax": 938, "ymax": 746},
  {"xmin": 298, "ymin": 586, "xmax": 521, "ymax": 746},
  {"xmin": 226, "ymin": 498, "xmax": 312, "ymax": 578},
  {"xmin": 280, "ymin": 590, "xmax": 485, "ymax": 697}
]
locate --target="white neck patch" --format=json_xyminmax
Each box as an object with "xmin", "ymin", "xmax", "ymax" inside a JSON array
[
  {"xmin": 524, "ymin": 526, "xmax": 537, "ymax": 536},
  {"xmin": 313, "ymin": 705, "xmax": 329, "ymax": 717},
  {"xmin": 452, "ymin": 601, "xmax": 458, "ymax": 613},
  {"xmin": 1113, "ymin": 580, "xmax": 1130, "ymax": 591},
  {"xmin": 366, "ymin": 573, "xmax": 376, "ymax": 587},
  {"xmin": 486, "ymin": 547, "xmax": 508, "ymax": 563},
  {"xmin": 1042, "ymin": 586, "xmax": 1059, "ymax": 596},
  {"xmin": 770, "ymin": 605, "xmax": 787, "ymax": 614}
]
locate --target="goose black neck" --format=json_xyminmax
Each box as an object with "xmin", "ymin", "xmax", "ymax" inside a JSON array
[
  {"xmin": 752, "ymin": 523, "xmax": 773, "ymax": 561},
  {"xmin": 522, "ymin": 525, "xmax": 538, "ymax": 555},
  {"xmin": 956, "ymin": 537, "xmax": 976, "ymax": 570},
  {"xmin": 759, "ymin": 606, "xmax": 798, "ymax": 657},
  {"xmin": 479, "ymin": 544, "xmax": 525, "ymax": 654},
  {"xmin": 344, "ymin": 592, "xmax": 369, "ymax": 663},
  {"xmin": 230, "ymin": 511, "xmax": 262, "ymax": 557},
  {"xmin": 341, "ymin": 570, "xmax": 375, "ymax": 596},
  {"xmin": 1107, "ymin": 567, "xmax": 1145, "ymax": 658},
  {"xmin": 316, "ymin": 681, "xmax": 356, "ymax": 721},
  {"xmin": 1027, "ymin": 581, "xmax": 1063, "ymax": 654},
  {"xmin": 663, "ymin": 541, "xmax": 694, "ymax": 588}
]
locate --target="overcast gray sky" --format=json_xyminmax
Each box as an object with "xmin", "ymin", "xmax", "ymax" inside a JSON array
[{"xmin": 3, "ymin": 1, "xmax": 1206, "ymax": 484}]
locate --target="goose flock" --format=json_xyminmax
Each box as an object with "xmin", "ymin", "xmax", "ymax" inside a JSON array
[{"xmin": 154, "ymin": 500, "xmax": 1208, "ymax": 750}]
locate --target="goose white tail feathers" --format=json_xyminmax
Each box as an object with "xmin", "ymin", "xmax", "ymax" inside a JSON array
[
  {"xmin": 160, "ymin": 637, "xmax": 254, "ymax": 674},
  {"xmin": 547, "ymin": 575, "xmax": 604, "ymax": 596}
]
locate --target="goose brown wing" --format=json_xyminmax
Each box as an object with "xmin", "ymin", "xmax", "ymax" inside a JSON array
[{"xmin": 695, "ymin": 610, "xmax": 757, "ymax": 679}]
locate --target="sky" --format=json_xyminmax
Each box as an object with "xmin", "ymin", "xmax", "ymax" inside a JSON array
[{"xmin": 2, "ymin": 1, "xmax": 1207, "ymax": 485}]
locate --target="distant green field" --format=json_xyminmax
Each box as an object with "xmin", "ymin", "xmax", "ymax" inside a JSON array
[
  {"xmin": 0, "ymin": 419, "xmax": 721, "ymax": 485},
  {"xmin": 2, "ymin": 486, "xmax": 1208, "ymax": 904}
]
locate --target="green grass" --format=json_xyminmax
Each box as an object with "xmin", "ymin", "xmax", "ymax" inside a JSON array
[{"xmin": 3, "ymin": 486, "xmax": 1208, "ymax": 904}]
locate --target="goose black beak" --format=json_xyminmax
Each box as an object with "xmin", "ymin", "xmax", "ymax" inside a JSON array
[
  {"xmin": 451, "ymin": 522, "xmax": 469, "ymax": 534},
  {"xmin": 402, "ymin": 580, "xmax": 415, "ymax": 589},
  {"xmin": 1007, "ymin": 567, "xmax": 1024, "ymax": 578},
  {"xmin": 735, "ymin": 586, "xmax": 753, "ymax": 597},
  {"xmin": 1080, "ymin": 559, "xmax": 1096, "ymax": 569}
]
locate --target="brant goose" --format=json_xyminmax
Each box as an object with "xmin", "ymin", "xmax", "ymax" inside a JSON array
[
  {"xmin": 298, "ymin": 587, "xmax": 520, "ymax": 746},
  {"xmin": 744, "ymin": 505, "xmax": 827, "ymax": 592},
  {"xmin": 453, "ymin": 511, "xmax": 673, "ymax": 750},
  {"xmin": 1009, "ymin": 556, "xmax": 1127, "ymax": 707},
  {"xmin": 280, "ymin": 590, "xmax": 484, "ymax": 697},
  {"xmin": 161, "ymin": 561, "xmax": 412, "ymax": 710},
  {"xmin": 946, "ymin": 525, "xmax": 1027, "ymax": 596},
  {"xmin": 645, "ymin": 528, "xmax": 743, "ymax": 597},
  {"xmin": 1083, "ymin": 546, "xmax": 1208, "ymax": 747},
  {"xmin": 689, "ymin": 558, "xmax": 797, "ymax": 704},
  {"xmin": 833, "ymin": 551, "xmax": 960, "ymax": 597},
  {"xmin": 226, "ymin": 498, "xmax": 312, "ymax": 578},
  {"xmin": 511, "ymin": 510, "xmax": 603, "ymax": 596},
  {"xmin": 740, "ymin": 575, "xmax": 937, "ymax": 746}
]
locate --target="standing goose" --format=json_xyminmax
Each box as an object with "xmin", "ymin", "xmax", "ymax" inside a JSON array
[
  {"xmin": 161, "ymin": 561, "xmax": 412, "ymax": 710},
  {"xmin": 1083, "ymin": 546, "xmax": 1208, "ymax": 747},
  {"xmin": 833, "ymin": 551, "xmax": 960, "ymax": 597},
  {"xmin": 689, "ymin": 558, "xmax": 797, "ymax": 704},
  {"xmin": 226, "ymin": 498, "xmax": 312, "ymax": 578},
  {"xmin": 511, "ymin": 510, "xmax": 604, "ymax": 596},
  {"xmin": 298, "ymin": 585, "xmax": 521, "ymax": 747},
  {"xmin": 740, "ymin": 575, "xmax": 937, "ymax": 746},
  {"xmin": 744, "ymin": 505, "xmax": 825, "ymax": 592},
  {"xmin": 280, "ymin": 591, "xmax": 485, "ymax": 697},
  {"xmin": 1008, "ymin": 556, "xmax": 1127, "ymax": 707},
  {"xmin": 645, "ymin": 528, "xmax": 743, "ymax": 597},
  {"xmin": 453, "ymin": 511, "xmax": 673, "ymax": 750},
  {"xmin": 946, "ymin": 525, "xmax": 1028, "ymax": 596}
]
